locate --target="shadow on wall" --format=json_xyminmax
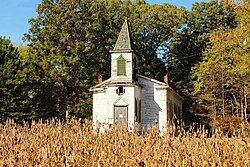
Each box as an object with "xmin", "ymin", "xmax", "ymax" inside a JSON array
[{"xmin": 140, "ymin": 79, "xmax": 161, "ymax": 129}]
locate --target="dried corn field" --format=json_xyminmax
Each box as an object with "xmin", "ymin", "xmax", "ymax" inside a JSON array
[{"xmin": 0, "ymin": 120, "xmax": 249, "ymax": 166}]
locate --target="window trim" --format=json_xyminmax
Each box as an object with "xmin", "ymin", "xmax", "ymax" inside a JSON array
[{"xmin": 117, "ymin": 55, "xmax": 126, "ymax": 76}]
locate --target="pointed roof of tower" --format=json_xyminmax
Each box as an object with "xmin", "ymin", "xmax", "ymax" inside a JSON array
[{"xmin": 113, "ymin": 18, "xmax": 132, "ymax": 52}]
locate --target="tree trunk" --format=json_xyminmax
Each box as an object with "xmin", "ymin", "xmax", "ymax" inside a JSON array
[
  {"xmin": 232, "ymin": 94, "xmax": 239, "ymax": 117},
  {"xmin": 244, "ymin": 89, "xmax": 248, "ymax": 123},
  {"xmin": 241, "ymin": 97, "xmax": 244, "ymax": 120}
]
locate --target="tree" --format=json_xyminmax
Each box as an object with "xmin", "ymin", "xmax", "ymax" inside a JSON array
[
  {"xmin": 167, "ymin": 1, "xmax": 237, "ymax": 114},
  {"xmin": 130, "ymin": 2, "xmax": 186, "ymax": 78},
  {"xmin": 18, "ymin": 45, "xmax": 61, "ymax": 121},
  {"xmin": 24, "ymin": 0, "xmax": 186, "ymax": 119},
  {"xmin": 0, "ymin": 37, "xmax": 31, "ymax": 123},
  {"xmin": 192, "ymin": 0, "xmax": 250, "ymax": 122}
]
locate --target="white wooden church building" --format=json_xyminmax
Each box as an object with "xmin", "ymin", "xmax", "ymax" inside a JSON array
[{"xmin": 90, "ymin": 19, "xmax": 183, "ymax": 132}]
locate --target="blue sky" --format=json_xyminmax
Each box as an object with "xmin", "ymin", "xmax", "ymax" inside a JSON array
[{"xmin": 0, "ymin": 0, "xmax": 208, "ymax": 45}]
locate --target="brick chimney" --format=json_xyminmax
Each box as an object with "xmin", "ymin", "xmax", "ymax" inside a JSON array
[
  {"xmin": 98, "ymin": 75, "xmax": 103, "ymax": 84},
  {"xmin": 164, "ymin": 75, "xmax": 169, "ymax": 86}
]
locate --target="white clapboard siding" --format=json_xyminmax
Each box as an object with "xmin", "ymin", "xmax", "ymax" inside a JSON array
[
  {"xmin": 111, "ymin": 52, "xmax": 134, "ymax": 83},
  {"xmin": 92, "ymin": 91, "xmax": 108, "ymax": 130},
  {"xmin": 92, "ymin": 76, "xmax": 183, "ymax": 132},
  {"xmin": 154, "ymin": 87, "xmax": 167, "ymax": 132},
  {"xmin": 138, "ymin": 77, "xmax": 165, "ymax": 130},
  {"xmin": 95, "ymin": 86, "xmax": 136, "ymax": 129},
  {"xmin": 168, "ymin": 90, "xmax": 183, "ymax": 121}
]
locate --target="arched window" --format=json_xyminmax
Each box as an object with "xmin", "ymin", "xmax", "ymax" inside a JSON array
[{"xmin": 117, "ymin": 55, "xmax": 126, "ymax": 76}]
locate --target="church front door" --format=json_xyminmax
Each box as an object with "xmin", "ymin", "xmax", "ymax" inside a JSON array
[{"xmin": 114, "ymin": 106, "xmax": 128, "ymax": 128}]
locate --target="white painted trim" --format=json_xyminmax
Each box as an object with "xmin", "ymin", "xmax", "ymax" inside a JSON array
[
  {"xmin": 155, "ymin": 85, "xmax": 170, "ymax": 89},
  {"xmin": 89, "ymin": 78, "xmax": 111, "ymax": 91},
  {"xmin": 113, "ymin": 96, "xmax": 129, "ymax": 106},
  {"xmin": 138, "ymin": 74, "xmax": 184, "ymax": 101},
  {"xmin": 137, "ymin": 74, "xmax": 166, "ymax": 86},
  {"xmin": 168, "ymin": 88, "xmax": 184, "ymax": 101},
  {"xmin": 90, "ymin": 88, "xmax": 105, "ymax": 91}
]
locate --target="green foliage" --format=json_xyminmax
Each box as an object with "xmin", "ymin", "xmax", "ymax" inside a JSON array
[
  {"xmin": 130, "ymin": 3, "xmax": 186, "ymax": 78},
  {"xmin": 167, "ymin": 1, "xmax": 237, "ymax": 116},
  {"xmin": 1, "ymin": 0, "xmax": 245, "ymax": 124},
  {"xmin": 23, "ymin": 0, "xmax": 186, "ymax": 120},
  {"xmin": 192, "ymin": 0, "xmax": 250, "ymax": 121},
  {"xmin": 0, "ymin": 37, "xmax": 31, "ymax": 123},
  {"xmin": 168, "ymin": 1, "xmax": 236, "ymax": 90},
  {"xmin": 18, "ymin": 46, "xmax": 62, "ymax": 120}
]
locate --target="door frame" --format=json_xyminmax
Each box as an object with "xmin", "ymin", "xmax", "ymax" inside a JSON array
[{"xmin": 113, "ymin": 105, "xmax": 128, "ymax": 127}]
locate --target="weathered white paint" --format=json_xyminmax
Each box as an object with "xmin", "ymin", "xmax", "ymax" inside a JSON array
[
  {"xmin": 107, "ymin": 86, "xmax": 135, "ymax": 130},
  {"xmin": 91, "ymin": 19, "xmax": 183, "ymax": 133},
  {"xmin": 92, "ymin": 90, "xmax": 108, "ymax": 131},
  {"xmin": 137, "ymin": 76, "xmax": 166, "ymax": 131},
  {"xmin": 155, "ymin": 87, "xmax": 167, "ymax": 132},
  {"xmin": 167, "ymin": 89, "xmax": 183, "ymax": 122},
  {"xmin": 137, "ymin": 75, "xmax": 183, "ymax": 132},
  {"xmin": 111, "ymin": 52, "xmax": 136, "ymax": 83},
  {"xmin": 92, "ymin": 84, "xmax": 140, "ymax": 131},
  {"xmin": 92, "ymin": 75, "xmax": 183, "ymax": 133}
]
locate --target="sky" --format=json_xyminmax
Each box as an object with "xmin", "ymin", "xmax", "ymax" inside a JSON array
[{"xmin": 0, "ymin": 0, "xmax": 209, "ymax": 45}]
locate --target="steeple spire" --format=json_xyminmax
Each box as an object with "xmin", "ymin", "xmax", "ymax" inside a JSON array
[{"xmin": 113, "ymin": 18, "xmax": 132, "ymax": 51}]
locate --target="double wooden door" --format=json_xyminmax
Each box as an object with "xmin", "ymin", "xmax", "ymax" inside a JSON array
[{"xmin": 114, "ymin": 106, "xmax": 128, "ymax": 128}]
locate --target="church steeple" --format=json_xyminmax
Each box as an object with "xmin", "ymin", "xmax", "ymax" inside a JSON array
[
  {"xmin": 110, "ymin": 18, "xmax": 136, "ymax": 84},
  {"xmin": 113, "ymin": 18, "xmax": 132, "ymax": 51}
]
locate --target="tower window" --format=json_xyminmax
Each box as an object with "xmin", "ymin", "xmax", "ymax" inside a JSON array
[{"xmin": 117, "ymin": 55, "xmax": 126, "ymax": 76}]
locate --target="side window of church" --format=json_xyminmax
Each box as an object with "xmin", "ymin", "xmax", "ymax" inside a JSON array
[{"xmin": 117, "ymin": 55, "xmax": 126, "ymax": 76}]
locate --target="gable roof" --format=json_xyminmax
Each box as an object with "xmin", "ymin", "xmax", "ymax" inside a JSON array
[
  {"xmin": 137, "ymin": 74, "xmax": 167, "ymax": 86},
  {"xmin": 137, "ymin": 74, "xmax": 184, "ymax": 101},
  {"xmin": 113, "ymin": 18, "xmax": 132, "ymax": 52},
  {"xmin": 89, "ymin": 78, "xmax": 111, "ymax": 91},
  {"xmin": 90, "ymin": 75, "xmax": 184, "ymax": 100}
]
